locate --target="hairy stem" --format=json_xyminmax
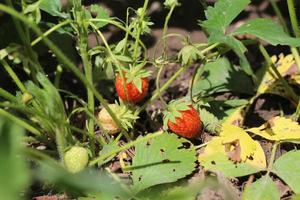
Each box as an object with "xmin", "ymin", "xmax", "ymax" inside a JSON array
[
  {"xmin": 0, "ymin": 4, "xmax": 125, "ymax": 144},
  {"xmin": 266, "ymin": 142, "xmax": 279, "ymax": 176},
  {"xmin": 31, "ymin": 20, "xmax": 73, "ymax": 46},
  {"xmin": 259, "ymin": 45, "xmax": 299, "ymax": 103},
  {"xmin": 132, "ymin": 0, "xmax": 149, "ymax": 62},
  {"xmin": 0, "ymin": 60, "xmax": 26, "ymax": 92},
  {"xmin": 287, "ymin": 0, "xmax": 300, "ymax": 38}
]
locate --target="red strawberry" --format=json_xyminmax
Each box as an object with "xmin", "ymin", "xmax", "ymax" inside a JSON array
[
  {"xmin": 115, "ymin": 68, "xmax": 150, "ymax": 103},
  {"xmin": 163, "ymin": 100, "xmax": 202, "ymax": 138}
]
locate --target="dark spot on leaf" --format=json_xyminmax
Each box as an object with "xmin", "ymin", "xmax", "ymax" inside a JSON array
[
  {"xmin": 211, "ymin": 161, "xmax": 216, "ymax": 165},
  {"xmin": 173, "ymin": 169, "xmax": 176, "ymax": 172},
  {"xmin": 249, "ymin": 155, "xmax": 254, "ymax": 160},
  {"xmin": 177, "ymin": 142, "xmax": 191, "ymax": 149},
  {"xmin": 235, "ymin": 165, "xmax": 238, "ymax": 168},
  {"xmin": 162, "ymin": 159, "xmax": 170, "ymax": 163},
  {"xmin": 160, "ymin": 148, "xmax": 165, "ymax": 153},
  {"xmin": 138, "ymin": 175, "xmax": 142, "ymax": 181},
  {"xmin": 146, "ymin": 141, "xmax": 151, "ymax": 147}
]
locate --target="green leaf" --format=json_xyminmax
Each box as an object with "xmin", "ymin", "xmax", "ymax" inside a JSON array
[
  {"xmin": 37, "ymin": 160, "xmax": 131, "ymax": 198},
  {"xmin": 0, "ymin": 117, "xmax": 29, "ymax": 200},
  {"xmin": 201, "ymin": 0, "xmax": 250, "ymax": 33},
  {"xmin": 272, "ymin": 150, "xmax": 300, "ymax": 193},
  {"xmin": 232, "ymin": 18, "xmax": 300, "ymax": 47},
  {"xmin": 242, "ymin": 176, "xmax": 280, "ymax": 200},
  {"xmin": 40, "ymin": 0, "xmax": 67, "ymax": 18},
  {"xmin": 198, "ymin": 108, "xmax": 220, "ymax": 135},
  {"xmin": 138, "ymin": 177, "xmax": 219, "ymax": 200},
  {"xmin": 178, "ymin": 45, "xmax": 200, "ymax": 65},
  {"xmin": 129, "ymin": 133, "xmax": 197, "ymax": 193},
  {"xmin": 115, "ymin": 55, "xmax": 132, "ymax": 63},
  {"xmin": 90, "ymin": 5, "xmax": 109, "ymax": 28},
  {"xmin": 192, "ymin": 57, "xmax": 253, "ymax": 96},
  {"xmin": 114, "ymin": 39, "xmax": 126, "ymax": 53},
  {"xmin": 200, "ymin": 0, "xmax": 254, "ymax": 77},
  {"xmin": 210, "ymin": 34, "xmax": 253, "ymax": 76}
]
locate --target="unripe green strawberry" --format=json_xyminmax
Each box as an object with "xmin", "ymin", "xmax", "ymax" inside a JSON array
[{"xmin": 64, "ymin": 146, "xmax": 89, "ymax": 173}]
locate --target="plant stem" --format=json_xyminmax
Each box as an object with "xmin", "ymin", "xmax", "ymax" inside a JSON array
[
  {"xmin": 0, "ymin": 88, "xmax": 17, "ymax": 102},
  {"xmin": 89, "ymin": 22, "xmax": 131, "ymax": 141},
  {"xmin": 155, "ymin": 65, "xmax": 168, "ymax": 108},
  {"xmin": 268, "ymin": 0, "xmax": 289, "ymax": 33},
  {"xmin": 266, "ymin": 142, "xmax": 279, "ymax": 176},
  {"xmin": 89, "ymin": 131, "xmax": 163, "ymax": 166},
  {"xmin": 0, "ymin": 60, "xmax": 26, "ymax": 92},
  {"xmin": 259, "ymin": 45, "xmax": 299, "ymax": 103},
  {"xmin": 153, "ymin": 3, "xmax": 178, "ymax": 108},
  {"xmin": 162, "ymin": 4, "xmax": 177, "ymax": 56},
  {"xmin": 89, "ymin": 18, "xmax": 147, "ymax": 60},
  {"xmin": 0, "ymin": 4, "xmax": 126, "ymax": 144},
  {"xmin": 287, "ymin": 0, "xmax": 300, "ymax": 38},
  {"xmin": 0, "ymin": 108, "xmax": 41, "ymax": 136},
  {"xmin": 77, "ymin": 14, "xmax": 95, "ymax": 155},
  {"xmin": 291, "ymin": 48, "xmax": 300, "ymax": 71},
  {"xmin": 31, "ymin": 20, "xmax": 73, "ymax": 46},
  {"xmin": 138, "ymin": 64, "xmax": 188, "ymax": 112},
  {"xmin": 132, "ymin": 0, "xmax": 149, "ymax": 62},
  {"xmin": 6, "ymin": 0, "xmax": 42, "ymax": 78},
  {"xmin": 190, "ymin": 64, "xmax": 204, "ymax": 103}
]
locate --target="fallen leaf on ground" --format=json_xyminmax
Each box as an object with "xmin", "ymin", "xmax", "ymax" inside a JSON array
[
  {"xmin": 247, "ymin": 116, "xmax": 300, "ymax": 141},
  {"xmin": 198, "ymin": 124, "xmax": 266, "ymax": 177}
]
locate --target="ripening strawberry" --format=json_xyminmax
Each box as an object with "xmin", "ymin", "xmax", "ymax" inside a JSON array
[
  {"xmin": 115, "ymin": 68, "xmax": 150, "ymax": 103},
  {"xmin": 97, "ymin": 103, "xmax": 139, "ymax": 134},
  {"xmin": 64, "ymin": 146, "xmax": 89, "ymax": 173},
  {"xmin": 98, "ymin": 104, "xmax": 121, "ymax": 134},
  {"xmin": 163, "ymin": 100, "xmax": 202, "ymax": 139}
]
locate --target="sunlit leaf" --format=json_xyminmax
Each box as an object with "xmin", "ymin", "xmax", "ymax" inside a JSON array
[
  {"xmin": 242, "ymin": 176, "xmax": 280, "ymax": 200},
  {"xmin": 198, "ymin": 124, "xmax": 266, "ymax": 177},
  {"xmin": 247, "ymin": 116, "xmax": 300, "ymax": 141},
  {"xmin": 40, "ymin": 0, "xmax": 67, "ymax": 18},
  {"xmin": 232, "ymin": 19, "xmax": 300, "ymax": 47},
  {"xmin": 192, "ymin": 57, "xmax": 253, "ymax": 96},
  {"xmin": 272, "ymin": 150, "xmax": 300, "ymax": 193},
  {"xmin": 129, "ymin": 133, "xmax": 197, "ymax": 193},
  {"xmin": 201, "ymin": 0, "xmax": 250, "ymax": 33}
]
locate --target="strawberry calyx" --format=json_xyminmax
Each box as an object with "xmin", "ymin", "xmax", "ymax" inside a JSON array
[
  {"xmin": 163, "ymin": 100, "xmax": 192, "ymax": 129},
  {"xmin": 117, "ymin": 65, "xmax": 151, "ymax": 93},
  {"xmin": 98, "ymin": 102, "xmax": 139, "ymax": 133}
]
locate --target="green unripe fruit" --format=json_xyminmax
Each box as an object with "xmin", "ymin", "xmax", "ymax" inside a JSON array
[{"xmin": 64, "ymin": 146, "xmax": 89, "ymax": 173}]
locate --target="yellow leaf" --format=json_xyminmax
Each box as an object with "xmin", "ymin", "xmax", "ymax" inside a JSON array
[
  {"xmin": 220, "ymin": 124, "xmax": 257, "ymax": 162},
  {"xmin": 198, "ymin": 124, "xmax": 266, "ymax": 177},
  {"xmin": 247, "ymin": 116, "xmax": 300, "ymax": 141},
  {"xmin": 258, "ymin": 54, "xmax": 295, "ymax": 96},
  {"xmin": 222, "ymin": 105, "xmax": 247, "ymax": 126}
]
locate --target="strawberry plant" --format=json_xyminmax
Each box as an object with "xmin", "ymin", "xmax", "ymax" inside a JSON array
[{"xmin": 1, "ymin": 0, "xmax": 300, "ymax": 199}]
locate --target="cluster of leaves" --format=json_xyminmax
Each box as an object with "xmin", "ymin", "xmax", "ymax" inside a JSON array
[{"xmin": 1, "ymin": 0, "xmax": 300, "ymax": 199}]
